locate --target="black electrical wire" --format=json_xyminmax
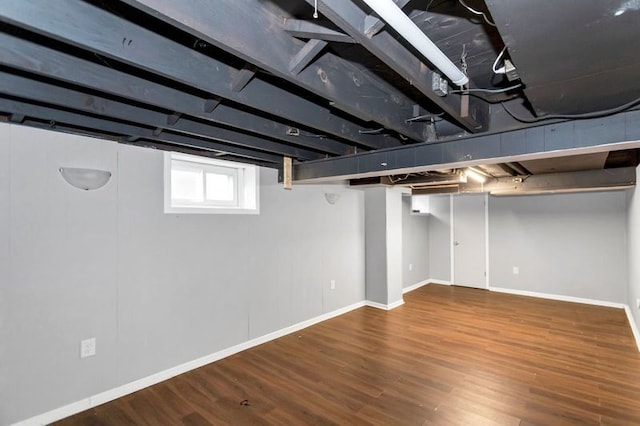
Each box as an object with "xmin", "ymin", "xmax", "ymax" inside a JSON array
[
  {"xmin": 451, "ymin": 84, "xmax": 523, "ymax": 94},
  {"xmin": 501, "ymin": 96, "xmax": 640, "ymax": 123}
]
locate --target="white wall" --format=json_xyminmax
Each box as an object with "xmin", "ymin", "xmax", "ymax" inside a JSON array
[
  {"xmin": 364, "ymin": 187, "xmax": 387, "ymax": 304},
  {"xmin": 627, "ymin": 168, "xmax": 640, "ymax": 331},
  {"xmin": 364, "ymin": 187, "xmax": 403, "ymax": 305},
  {"xmin": 489, "ymin": 191, "xmax": 627, "ymax": 302},
  {"xmin": 425, "ymin": 191, "xmax": 628, "ymax": 303},
  {"xmin": 0, "ymin": 123, "xmax": 366, "ymax": 425},
  {"xmin": 0, "ymin": 123, "xmax": 12, "ymax": 421},
  {"xmin": 0, "ymin": 125, "xmax": 120, "ymax": 425},
  {"xmin": 386, "ymin": 188, "xmax": 403, "ymax": 304},
  {"xmin": 428, "ymin": 195, "xmax": 451, "ymax": 282},
  {"xmin": 402, "ymin": 196, "xmax": 429, "ymax": 287}
]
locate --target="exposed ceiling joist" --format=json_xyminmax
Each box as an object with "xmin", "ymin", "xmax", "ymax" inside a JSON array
[
  {"xmin": 0, "ymin": 0, "xmax": 638, "ymax": 189},
  {"xmin": 118, "ymin": 0, "xmax": 426, "ymax": 142},
  {"xmin": 0, "ymin": 0, "xmax": 396, "ymax": 149},
  {"xmin": 309, "ymin": 0, "xmax": 489, "ymax": 133},
  {"xmin": 0, "ymin": 98, "xmax": 286, "ymax": 163},
  {"xmin": 293, "ymin": 109, "xmax": 640, "ymax": 181},
  {"xmin": 0, "ymin": 93, "xmax": 320, "ymax": 161},
  {"xmin": 121, "ymin": 139, "xmax": 277, "ymax": 169},
  {"xmin": 0, "ymin": 35, "xmax": 354, "ymax": 157}
]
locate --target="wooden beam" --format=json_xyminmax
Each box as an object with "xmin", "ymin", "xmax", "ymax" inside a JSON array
[
  {"xmin": 0, "ymin": 35, "xmax": 352, "ymax": 156},
  {"xmin": 166, "ymin": 112, "xmax": 182, "ymax": 126},
  {"xmin": 8, "ymin": 113, "xmax": 25, "ymax": 123},
  {"xmin": 203, "ymin": 97, "xmax": 221, "ymax": 113},
  {"xmin": 0, "ymin": 73, "xmax": 324, "ymax": 160},
  {"xmin": 283, "ymin": 157, "xmax": 293, "ymax": 190},
  {"xmin": 0, "ymin": 98, "xmax": 285, "ymax": 163},
  {"xmin": 120, "ymin": 0, "xmax": 425, "ymax": 141},
  {"xmin": 309, "ymin": 0, "xmax": 490, "ymax": 133},
  {"xmin": 231, "ymin": 64, "xmax": 257, "ymax": 92},
  {"xmin": 284, "ymin": 19, "xmax": 354, "ymax": 43},
  {"xmin": 289, "ymin": 39, "xmax": 328, "ymax": 75},
  {"xmin": 0, "ymin": 0, "xmax": 395, "ymax": 148}
]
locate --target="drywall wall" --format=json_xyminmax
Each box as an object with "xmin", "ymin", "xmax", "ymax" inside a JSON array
[
  {"xmin": 489, "ymin": 191, "xmax": 627, "ymax": 302},
  {"xmin": 117, "ymin": 145, "xmax": 365, "ymax": 384},
  {"xmin": 0, "ymin": 125, "xmax": 11, "ymax": 416},
  {"xmin": 364, "ymin": 187, "xmax": 403, "ymax": 305},
  {"xmin": 364, "ymin": 187, "xmax": 387, "ymax": 304},
  {"xmin": 386, "ymin": 188, "xmax": 403, "ymax": 305},
  {"xmin": 428, "ymin": 195, "xmax": 451, "ymax": 282},
  {"xmin": 0, "ymin": 123, "xmax": 366, "ymax": 425},
  {"xmin": 402, "ymin": 196, "xmax": 429, "ymax": 287},
  {"xmin": 425, "ymin": 191, "xmax": 627, "ymax": 302},
  {"xmin": 0, "ymin": 125, "xmax": 120, "ymax": 425},
  {"xmin": 628, "ymin": 171, "xmax": 640, "ymax": 331}
]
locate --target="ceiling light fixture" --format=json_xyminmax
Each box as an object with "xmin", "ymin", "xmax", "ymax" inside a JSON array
[
  {"xmin": 359, "ymin": 0, "xmax": 469, "ymax": 86},
  {"xmin": 465, "ymin": 167, "xmax": 487, "ymax": 183},
  {"xmin": 59, "ymin": 167, "xmax": 112, "ymax": 190}
]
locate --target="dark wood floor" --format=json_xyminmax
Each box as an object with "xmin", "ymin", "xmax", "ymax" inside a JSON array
[{"xmin": 54, "ymin": 284, "xmax": 640, "ymax": 425}]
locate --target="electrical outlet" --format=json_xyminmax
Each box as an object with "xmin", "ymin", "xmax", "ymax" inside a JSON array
[
  {"xmin": 330, "ymin": 279, "xmax": 336, "ymax": 290},
  {"xmin": 80, "ymin": 338, "xmax": 96, "ymax": 359},
  {"xmin": 409, "ymin": 264, "xmax": 413, "ymax": 271},
  {"xmin": 636, "ymin": 298, "xmax": 640, "ymax": 309},
  {"xmin": 513, "ymin": 266, "xmax": 519, "ymax": 275}
]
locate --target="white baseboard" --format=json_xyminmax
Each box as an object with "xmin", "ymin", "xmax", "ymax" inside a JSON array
[
  {"xmin": 365, "ymin": 299, "xmax": 404, "ymax": 310},
  {"xmin": 488, "ymin": 286, "xmax": 626, "ymax": 309},
  {"xmin": 624, "ymin": 305, "xmax": 640, "ymax": 352},
  {"xmin": 11, "ymin": 300, "xmax": 367, "ymax": 426},
  {"xmin": 402, "ymin": 279, "xmax": 430, "ymax": 294},
  {"xmin": 426, "ymin": 278, "xmax": 452, "ymax": 286},
  {"xmin": 402, "ymin": 278, "xmax": 453, "ymax": 294},
  {"xmin": 489, "ymin": 286, "xmax": 640, "ymax": 353}
]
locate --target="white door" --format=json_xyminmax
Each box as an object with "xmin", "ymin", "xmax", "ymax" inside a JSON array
[{"xmin": 452, "ymin": 194, "xmax": 487, "ymax": 288}]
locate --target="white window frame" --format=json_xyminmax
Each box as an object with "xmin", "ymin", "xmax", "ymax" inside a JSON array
[{"xmin": 164, "ymin": 152, "xmax": 259, "ymax": 215}]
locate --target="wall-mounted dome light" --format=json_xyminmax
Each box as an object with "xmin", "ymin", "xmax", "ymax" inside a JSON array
[
  {"xmin": 59, "ymin": 167, "xmax": 112, "ymax": 191},
  {"xmin": 324, "ymin": 192, "xmax": 340, "ymax": 205}
]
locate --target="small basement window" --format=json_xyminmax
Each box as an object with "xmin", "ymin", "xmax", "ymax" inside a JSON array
[{"xmin": 164, "ymin": 152, "xmax": 259, "ymax": 214}]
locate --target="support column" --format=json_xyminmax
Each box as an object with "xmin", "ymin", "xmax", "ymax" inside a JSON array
[{"xmin": 364, "ymin": 187, "xmax": 404, "ymax": 309}]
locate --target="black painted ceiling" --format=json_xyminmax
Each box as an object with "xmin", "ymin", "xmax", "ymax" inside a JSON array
[{"xmin": 0, "ymin": 0, "xmax": 638, "ymax": 184}]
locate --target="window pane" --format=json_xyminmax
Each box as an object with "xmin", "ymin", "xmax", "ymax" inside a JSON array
[
  {"xmin": 165, "ymin": 152, "xmax": 258, "ymax": 214},
  {"xmin": 206, "ymin": 172, "xmax": 235, "ymax": 201},
  {"xmin": 171, "ymin": 169, "xmax": 203, "ymax": 202}
]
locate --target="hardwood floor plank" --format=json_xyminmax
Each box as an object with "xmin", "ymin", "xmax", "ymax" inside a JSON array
[
  {"xmin": 53, "ymin": 284, "xmax": 640, "ymax": 425},
  {"xmin": 180, "ymin": 412, "xmax": 213, "ymax": 426}
]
